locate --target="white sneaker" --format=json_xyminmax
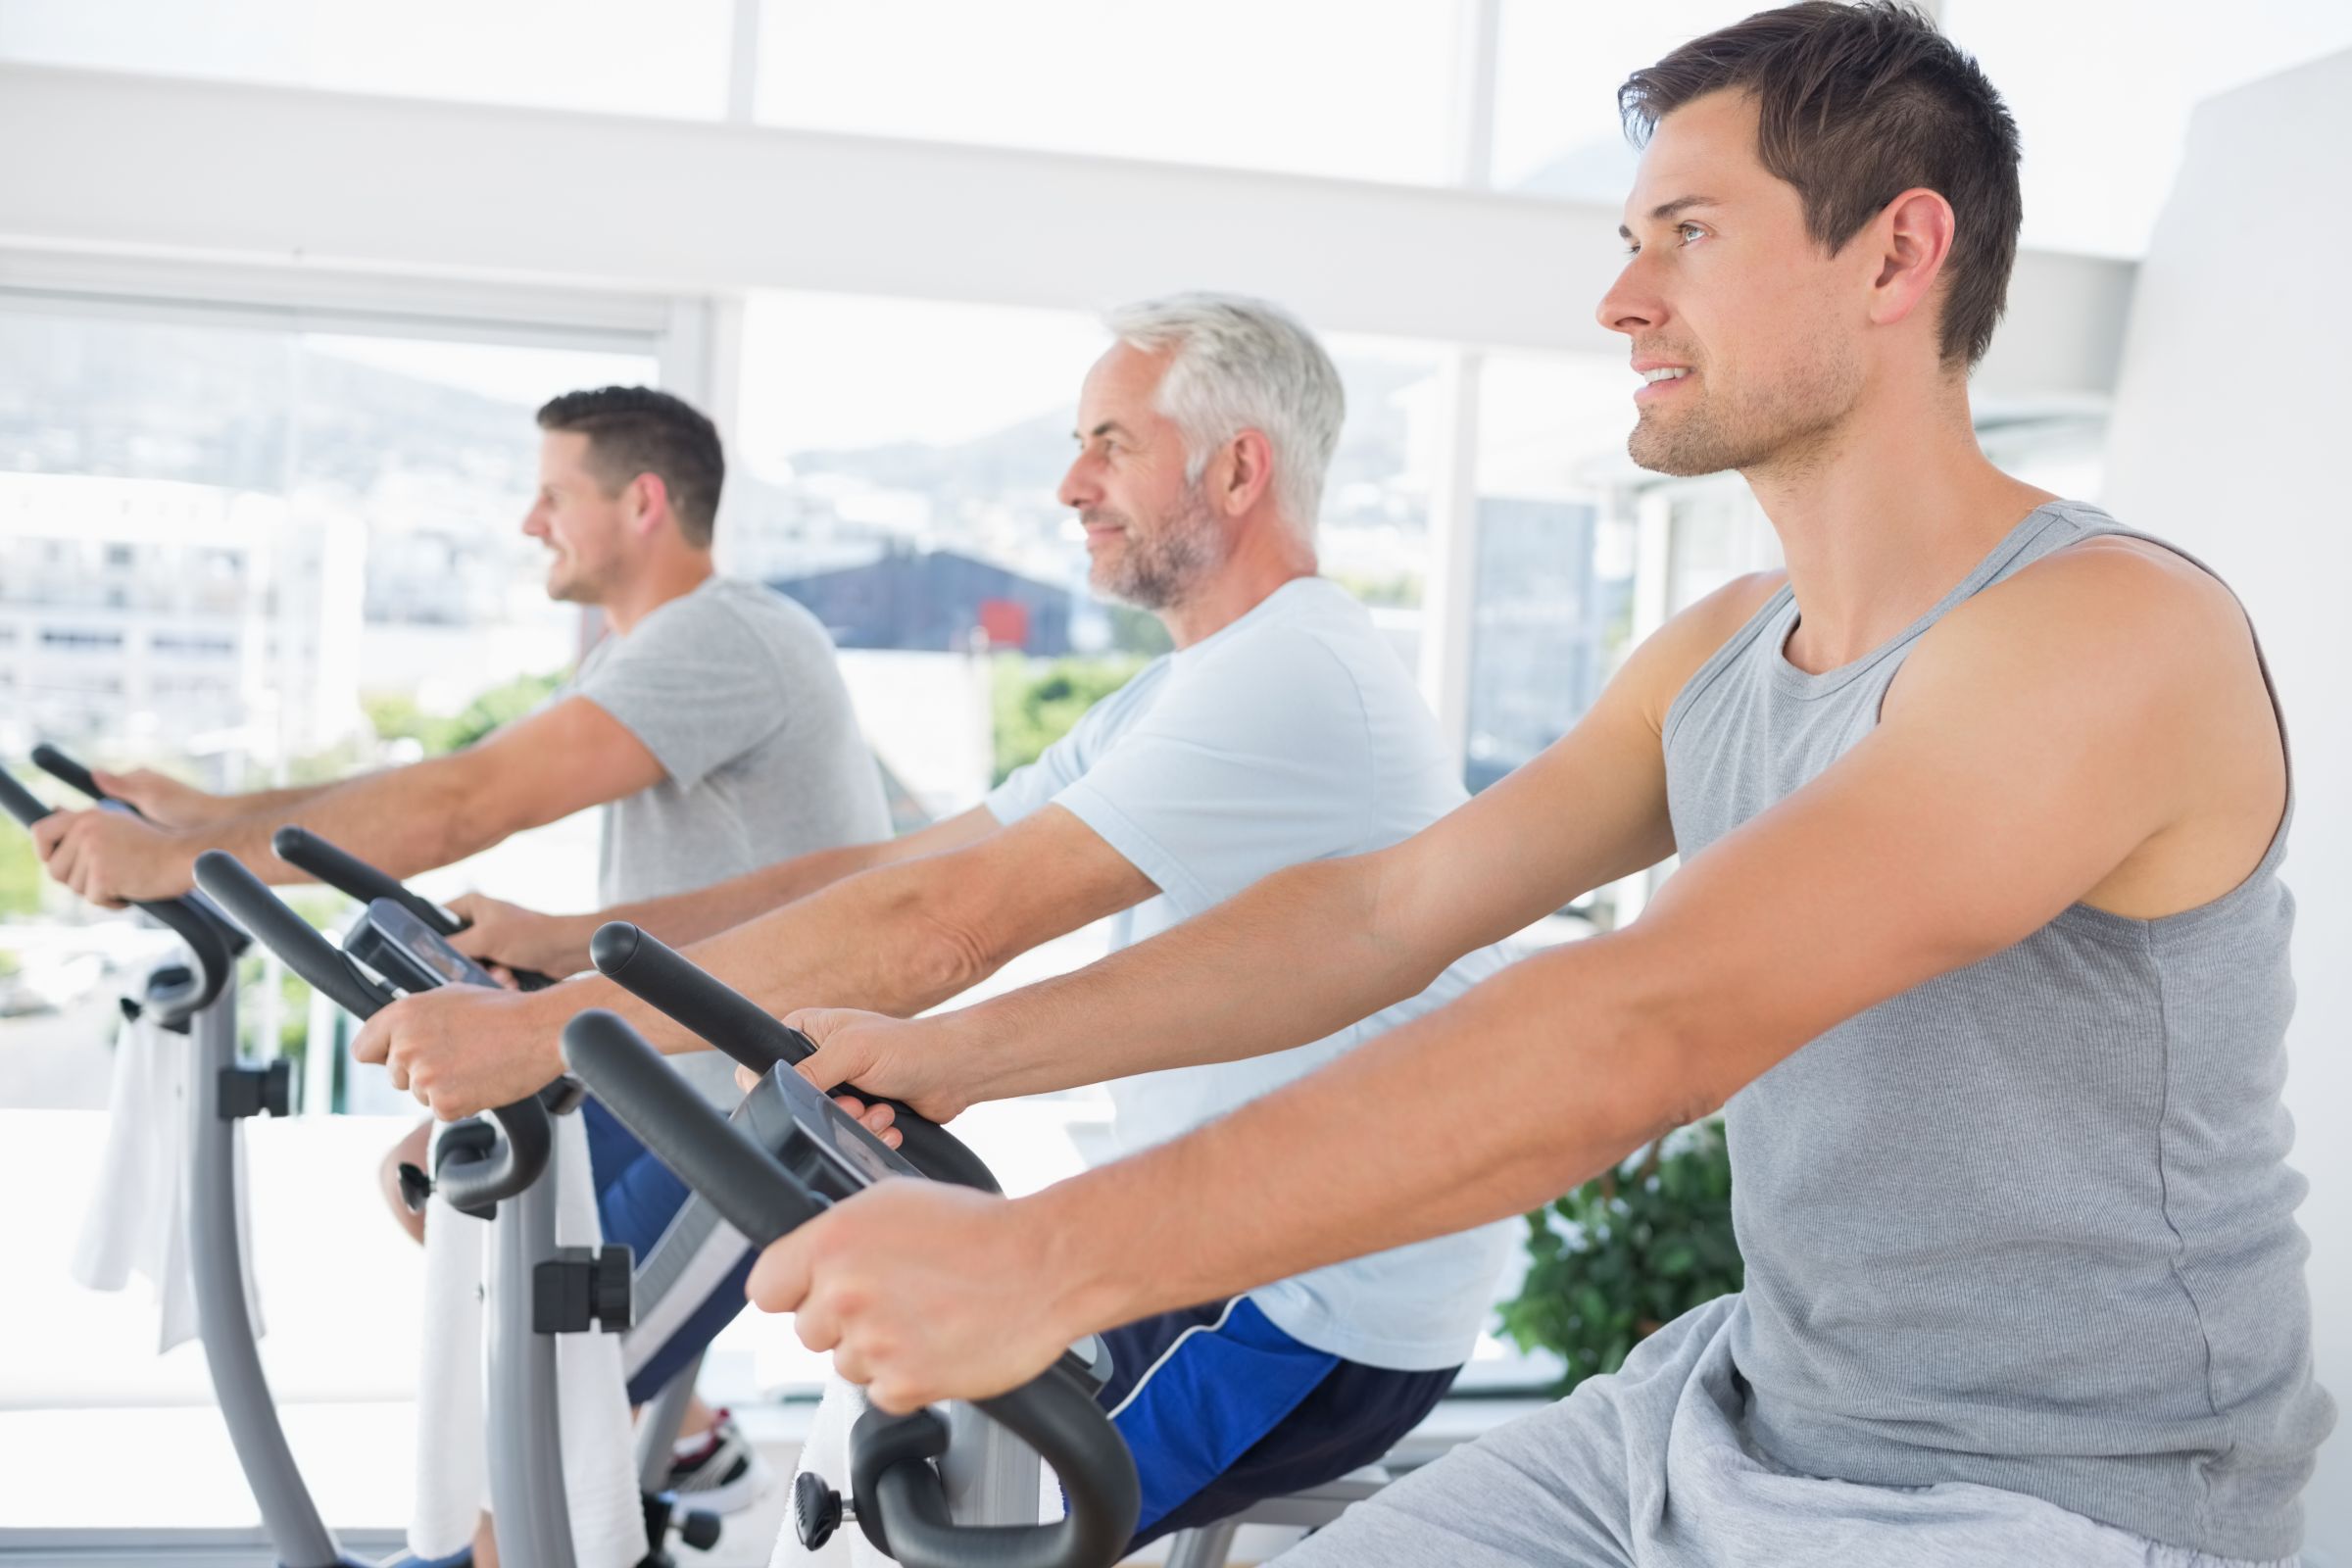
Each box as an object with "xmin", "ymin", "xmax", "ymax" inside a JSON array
[{"xmin": 668, "ymin": 1408, "xmax": 777, "ymax": 1515}]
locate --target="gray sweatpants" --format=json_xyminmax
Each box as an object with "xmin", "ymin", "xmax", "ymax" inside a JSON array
[{"xmin": 1276, "ymin": 1296, "xmax": 2296, "ymax": 1568}]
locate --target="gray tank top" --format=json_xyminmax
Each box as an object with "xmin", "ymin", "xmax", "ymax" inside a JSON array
[{"xmin": 1660, "ymin": 499, "xmax": 2332, "ymax": 1558}]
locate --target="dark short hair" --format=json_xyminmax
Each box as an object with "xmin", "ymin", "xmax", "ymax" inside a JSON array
[
  {"xmin": 535, "ymin": 386, "xmax": 725, "ymax": 547},
  {"xmin": 1620, "ymin": 1, "xmax": 2022, "ymax": 368}
]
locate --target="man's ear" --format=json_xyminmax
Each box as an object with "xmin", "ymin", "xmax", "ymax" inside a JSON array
[
  {"xmin": 1221, "ymin": 429, "xmax": 1277, "ymax": 517},
  {"xmin": 625, "ymin": 471, "xmax": 673, "ymax": 538},
  {"xmin": 1865, "ymin": 186, "xmax": 1957, "ymax": 338}
]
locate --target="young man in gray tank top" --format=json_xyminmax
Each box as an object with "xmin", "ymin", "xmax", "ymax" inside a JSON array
[{"xmin": 700, "ymin": 5, "xmax": 2331, "ymax": 1563}]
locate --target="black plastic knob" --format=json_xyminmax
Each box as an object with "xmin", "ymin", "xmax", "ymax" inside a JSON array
[
  {"xmin": 591, "ymin": 1245, "xmax": 633, "ymax": 1331},
  {"xmin": 261, "ymin": 1058, "xmax": 294, "ymax": 1118},
  {"xmin": 396, "ymin": 1161, "xmax": 433, "ymax": 1215},
  {"xmin": 793, "ymin": 1472, "xmax": 843, "ymax": 1550},
  {"xmin": 678, "ymin": 1508, "xmax": 722, "ymax": 1551}
]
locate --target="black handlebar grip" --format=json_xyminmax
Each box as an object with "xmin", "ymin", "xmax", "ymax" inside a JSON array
[
  {"xmin": 588, "ymin": 922, "xmax": 1001, "ymax": 1195},
  {"xmin": 270, "ymin": 826, "xmax": 462, "ymax": 936},
  {"xmin": 6, "ymin": 768, "xmax": 237, "ymax": 1013},
  {"xmin": 846, "ymin": 1357, "xmax": 1139, "ymax": 1568},
  {"xmin": 434, "ymin": 1095, "xmax": 555, "ymax": 1216},
  {"xmin": 266, "ymin": 826, "xmax": 555, "ymax": 989},
  {"xmin": 588, "ymin": 921, "xmax": 806, "ymax": 1073},
  {"xmin": 0, "ymin": 769, "xmax": 54, "ymax": 828},
  {"xmin": 195, "ymin": 851, "xmax": 396, "ymax": 1020},
  {"xmin": 560, "ymin": 1007, "xmax": 1136, "ymax": 1568},
  {"xmin": 561, "ymin": 1009, "xmax": 825, "ymax": 1243},
  {"xmin": 195, "ymin": 849, "xmax": 551, "ymax": 1208},
  {"xmin": 30, "ymin": 744, "xmax": 108, "ymax": 806}
]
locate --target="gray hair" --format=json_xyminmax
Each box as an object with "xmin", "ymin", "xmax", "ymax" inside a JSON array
[{"xmin": 1102, "ymin": 292, "xmax": 1345, "ymax": 546}]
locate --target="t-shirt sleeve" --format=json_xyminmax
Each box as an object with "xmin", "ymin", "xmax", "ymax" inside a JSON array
[
  {"xmin": 571, "ymin": 593, "xmax": 795, "ymax": 791},
  {"xmin": 983, "ymin": 671, "xmax": 1138, "ymax": 827},
  {"xmin": 1052, "ymin": 630, "xmax": 1375, "ymax": 915}
]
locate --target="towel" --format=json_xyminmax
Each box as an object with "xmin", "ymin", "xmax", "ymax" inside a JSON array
[
  {"xmin": 70, "ymin": 962, "xmax": 265, "ymax": 1353},
  {"xmin": 775, "ymin": 1369, "xmax": 1061, "ymax": 1566},
  {"xmin": 408, "ymin": 1110, "xmax": 644, "ymax": 1568}
]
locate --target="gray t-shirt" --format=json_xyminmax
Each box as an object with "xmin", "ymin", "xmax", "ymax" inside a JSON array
[{"xmin": 571, "ymin": 575, "xmax": 891, "ymax": 1099}]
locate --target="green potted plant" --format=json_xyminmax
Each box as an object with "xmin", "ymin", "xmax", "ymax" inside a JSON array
[{"xmin": 1495, "ymin": 1119, "xmax": 1741, "ymax": 1393}]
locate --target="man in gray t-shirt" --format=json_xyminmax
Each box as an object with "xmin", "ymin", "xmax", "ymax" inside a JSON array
[
  {"xmin": 34, "ymin": 384, "xmax": 884, "ymax": 1132},
  {"xmin": 33, "ymin": 384, "xmax": 887, "ymax": 1513},
  {"xmin": 569, "ymin": 572, "xmax": 888, "ymax": 910},
  {"xmin": 560, "ymin": 572, "xmax": 887, "ymax": 1106},
  {"xmin": 37, "ymin": 384, "xmax": 885, "ymax": 927}
]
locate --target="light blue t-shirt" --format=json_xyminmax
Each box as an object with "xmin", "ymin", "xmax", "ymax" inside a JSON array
[{"xmin": 986, "ymin": 576, "xmax": 1515, "ymax": 1372}]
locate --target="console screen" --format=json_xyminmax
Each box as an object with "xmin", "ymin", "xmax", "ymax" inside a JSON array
[
  {"xmin": 368, "ymin": 900, "xmax": 499, "ymax": 989},
  {"xmin": 769, "ymin": 1061, "xmax": 914, "ymax": 1186}
]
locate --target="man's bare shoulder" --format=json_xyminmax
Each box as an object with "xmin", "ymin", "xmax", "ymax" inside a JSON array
[
  {"xmin": 1889, "ymin": 533, "xmax": 2281, "ymax": 915},
  {"xmin": 1619, "ymin": 569, "xmax": 1790, "ymax": 734},
  {"xmin": 1903, "ymin": 534, "xmax": 2251, "ymax": 704}
]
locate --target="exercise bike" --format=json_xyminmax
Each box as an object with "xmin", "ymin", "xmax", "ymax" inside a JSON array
[
  {"xmin": 2, "ymin": 749, "xmax": 378, "ymax": 1568},
  {"xmin": 193, "ymin": 839, "xmax": 737, "ymax": 1568},
  {"xmin": 559, "ymin": 919, "xmax": 1140, "ymax": 1568}
]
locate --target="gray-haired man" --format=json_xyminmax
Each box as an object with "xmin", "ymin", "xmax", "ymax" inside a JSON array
[{"xmin": 354, "ymin": 294, "xmax": 1517, "ymax": 1548}]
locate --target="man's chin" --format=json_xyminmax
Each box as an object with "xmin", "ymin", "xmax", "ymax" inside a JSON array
[{"xmin": 1628, "ymin": 420, "xmax": 1732, "ymax": 480}]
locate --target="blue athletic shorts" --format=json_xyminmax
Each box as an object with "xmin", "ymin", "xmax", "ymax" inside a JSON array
[
  {"xmin": 1097, "ymin": 1296, "xmax": 1458, "ymax": 1547},
  {"xmin": 585, "ymin": 1096, "xmax": 757, "ymax": 1405},
  {"xmin": 586, "ymin": 1102, "xmax": 1459, "ymax": 1546}
]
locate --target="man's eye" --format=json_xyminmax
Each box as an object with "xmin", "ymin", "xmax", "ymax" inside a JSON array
[{"xmin": 1678, "ymin": 222, "xmax": 1707, "ymax": 245}]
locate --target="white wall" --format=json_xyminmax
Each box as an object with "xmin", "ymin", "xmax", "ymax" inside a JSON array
[
  {"xmin": 0, "ymin": 61, "xmax": 2132, "ymax": 401},
  {"xmin": 2102, "ymin": 48, "xmax": 2352, "ymax": 1563}
]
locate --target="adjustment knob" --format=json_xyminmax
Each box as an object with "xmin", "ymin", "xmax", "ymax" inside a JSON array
[
  {"xmin": 793, "ymin": 1473, "xmax": 844, "ymax": 1550},
  {"xmin": 261, "ymin": 1058, "xmax": 294, "ymax": 1118},
  {"xmin": 396, "ymin": 1161, "xmax": 433, "ymax": 1215},
  {"xmin": 677, "ymin": 1508, "xmax": 722, "ymax": 1551},
  {"xmin": 591, "ymin": 1245, "xmax": 634, "ymax": 1331}
]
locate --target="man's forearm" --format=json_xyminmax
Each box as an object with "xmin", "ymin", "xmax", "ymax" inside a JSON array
[
  {"xmin": 939, "ymin": 855, "xmax": 1453, "ymax": 1102},
  {"xmin": 219, "ymin": 780, "xmax": 340, "ymax": 819},
  {"xmin": 547, "ymin": 858, "xmax": 994, "ymax": 1056},
  {"xmin": 1023, "ymin": 933, "xmax": 1705, "ymax": 1334},
  {"xmin": 204, "ymin": 757, "xmax": 499, "ymax": 884},
  {"xmin": 601, "ymin": 839, "xmax": 898, "ymax": 950}
]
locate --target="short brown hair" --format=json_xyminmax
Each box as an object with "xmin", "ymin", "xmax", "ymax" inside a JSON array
[
  {"xmin": 1620, "ymin": 1, "xmax": 2023, "ymax": 368},
  {"xmin": 536, "ymin": 385, "xmax": 725, "ymax": 548}
]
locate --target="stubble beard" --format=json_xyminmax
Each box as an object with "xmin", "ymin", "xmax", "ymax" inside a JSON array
[
  {"xmin": 1628, "ymin": 350, "xmax": 1859, "ymax": 482},
  {"xmin": 1090, "ymin": 481, "xmax": 1230, "ymax": 612}
]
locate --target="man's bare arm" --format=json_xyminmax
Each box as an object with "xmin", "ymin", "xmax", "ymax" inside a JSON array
[
  {"xmin": 33, "ymin": 695, "xmax": 670, "ymax": 904},
  {"xmin": 210, "ymin": 696, "xmax": 667, "ymax": 882},
  {"xmin": 95, "ymin": 768, "xmax": 336, "ymax": 830},
  {"xmin": 1021, "ymin": 546, "xmax": 2278, "ymax": 1326},
  {"xmin": 609, "ymin": 806, "xmax": 1000, "ymax": 945},
  {"xmin": 753, "ymin": 545, "xmax": 2282, "ymax": 1409},
  {"xmin": 353, "ymin": 804, "xmax": 1163, "ymax": 1115},
  {"xmin": 451, "ymin": 807, "xmax": 999, "ymax": 977},
  {"xmin": 817, "ymin": 574, "xmax": 1785, "ymax": 1107}
]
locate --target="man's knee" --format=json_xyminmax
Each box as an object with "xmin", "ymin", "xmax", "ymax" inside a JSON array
[{"xmin": 380, "ymin": 1118, "xmax": 431, "ymax": 1243}]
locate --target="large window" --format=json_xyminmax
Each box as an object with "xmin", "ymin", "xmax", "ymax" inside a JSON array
[
  {"xmin": 1462, "ymin": 352, "xmax": 1642, "ymax": 793},
  {"xmin": 1489, "ymin": 1, "xmax": 1752, "ymax": 200},
  {"xmin": 0, "ymin": 303, "xmax": 664, "ymax": 1509}
]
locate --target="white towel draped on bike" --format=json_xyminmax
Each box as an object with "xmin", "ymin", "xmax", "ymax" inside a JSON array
[
  {"xmin": 70, "ymin": 963, "xmax": 264, "ymax": 1354},
  {"xmin": 409, "ymin": 1110, "xmax": 643, "ymax": 1568}
]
